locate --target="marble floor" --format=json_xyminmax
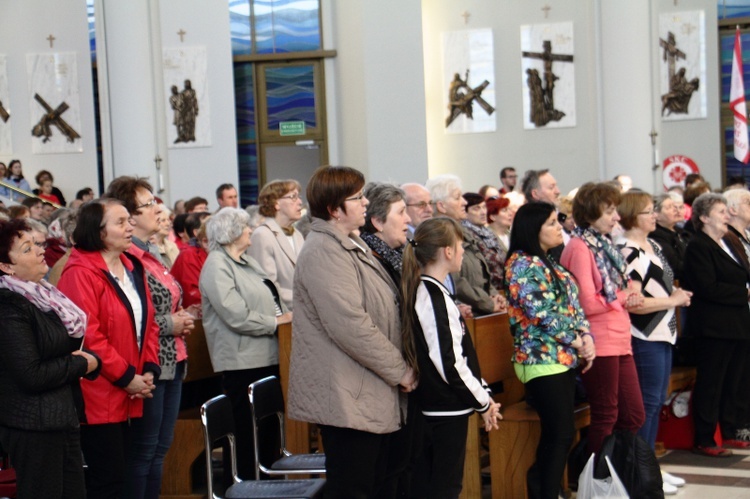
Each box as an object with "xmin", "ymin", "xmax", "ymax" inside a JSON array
[
  {"xmin": 657, "ymin": 448, "xmax": 750, "ymax": 498},
  {"xmin": 480, "ymin": 448, "xmax": 750, "ymax": 498}
]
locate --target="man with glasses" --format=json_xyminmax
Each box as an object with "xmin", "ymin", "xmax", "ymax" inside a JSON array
[
  {"xmin": 401, "ymin": 182, "xmax": 433, "ymax": 239},
  {"xmin": 499, "ymin": 166, "xmax": 518, "ymax": 194}
]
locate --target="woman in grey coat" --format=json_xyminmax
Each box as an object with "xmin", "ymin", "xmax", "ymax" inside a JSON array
[
  {"xmin": 288, "ymin": 166, "xmax": 417, "ymax": 498},
  {"xmin": 199, "ymin": 207, "xmax": 291, "ymax": 480}
]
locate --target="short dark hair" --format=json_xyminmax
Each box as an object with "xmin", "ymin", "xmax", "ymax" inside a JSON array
[
  {"xmin": 74, "ymin": 199, "xmax": 125, "ymax": 252},
  {"xmin": 21, "ymin": 197, "xmax": 42, "ymax": 209},
  {"xmin": 500, "ymin": 167, "xmax": 516, "ymax": 179},
  {"xmin": 486, "ymin": 196, "xmax": 510, "ymax": 222},
  {"xmin": 572, "ymin": 182, "xmax": 621, "ymax": 229},
  {"xmin": 185, "ymin": 212, "xmax": 210, "ymax": 239},
  {"xmin": 76, "ymin": 187, "xmax": 94, "ymax": 200},
  {"xmin": 8, "ymin": 206, "xmax": 29, "ymax": 219},
  {"xmin": 215, "ymin": 183, "xmax": 235, "ymax": 200},
  {"xmin": 0, "ymin": 218, "xmax": 30, "ymax": 273},
  {"xmin": 172, "ymin": 213, "xmax": 189, "ymax": 236},
  {"xmin": 307, "ymin": 166, "xmax": 365, "ymax": 221},
  {"xmin": 185, "ymin": 196, "xmax": 209, "ymax": 213},
  {"xmin": 521, "ymin": 169, "xmax": 549, "ymax": 203},
  {"xmin": 105, "ymin": 176, "xmax": 154, "ymax": 215},
  {"xmin": 35, "ymin": 169, "xmax": 53, "ymax": 185}
]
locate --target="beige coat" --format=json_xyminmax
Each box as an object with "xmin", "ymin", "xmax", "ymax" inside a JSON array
[
  {"xmin": 249, "ymin": 217, "xmax": 305, "ymax": 310},
  {"xmin": 288, "ymin": 218, "xmax": 407, "ymax": 434}
]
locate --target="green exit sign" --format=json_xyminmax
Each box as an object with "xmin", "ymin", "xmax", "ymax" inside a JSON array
[{"xmin": 279, "ymin": 121, "xmax": 306, "ymax": 136}]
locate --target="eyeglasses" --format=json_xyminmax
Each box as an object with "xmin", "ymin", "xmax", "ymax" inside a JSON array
[
  {"xmin": 406, "ymin": 201, "xmax": 432, "ymax": 209},
  {"xmin": 136, "ymin": 199, "xmax": 157, "ymax": 210},
  {"xmin": 279, "ymin": 194, "xmax": 302, "ymax": 201},
  {"xmin": 638, "ymin": 210, "xmax": 655, "ymax": 216},
  {"xmin": 345, "ymin": 192, "xmax": 366, "ymax": 202},
  {"xmin": 34, "ymin": 241, "xmax": 47, "ymax": 249}
]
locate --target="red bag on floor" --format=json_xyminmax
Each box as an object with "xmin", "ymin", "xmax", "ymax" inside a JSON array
[
  {"xmin": 656, "ymin": 387, "xmax": 723, "ymax": 450},
  {"xmin": 657, "ymin": 387, "xmax": 693, "ymax": 450}
]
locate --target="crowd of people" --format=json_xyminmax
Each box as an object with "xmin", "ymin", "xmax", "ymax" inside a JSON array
[{"xmin": 0, "ymin": 159, "xmax": 747, "ymax": 498}]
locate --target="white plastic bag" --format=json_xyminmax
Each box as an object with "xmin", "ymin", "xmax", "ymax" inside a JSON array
[{"xmin": 577, "ymin": 454, "xmax": 629, "ymax": 499}]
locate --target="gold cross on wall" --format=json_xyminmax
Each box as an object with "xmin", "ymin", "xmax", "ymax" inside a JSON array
[
  {"xmin": 47, "ymin": 34, "xmax": 55, "ymax": 48},
  {"xmin": 461, "ymin": 11, "xmax": 470, "ymax": 25},
  {"xmin": 542, "ymin": 5, "xmax": 551, "ymax": 19}
]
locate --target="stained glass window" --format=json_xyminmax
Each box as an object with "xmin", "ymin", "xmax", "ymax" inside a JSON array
[
  {"xmin": 264, "ymin": 65, "xmax": 316, "ymax": 130},
  {"xmin": 229, "ymin": 0, "xmax": 320, "ymax": 55}
]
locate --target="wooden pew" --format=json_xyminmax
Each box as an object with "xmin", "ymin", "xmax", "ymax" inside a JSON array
[
  {"xmin": 460, "ymin": 312, "xmax": 522, "ymax": 499},
  {"xmin": 161, "ymin": 320, "xmax": 220, "ymax": 499},
  {"xmin": 277, "ymin": 323, "xmax": 314, "ymax": 454}
]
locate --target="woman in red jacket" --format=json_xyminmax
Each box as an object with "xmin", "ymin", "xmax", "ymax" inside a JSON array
[{"xmin": 58, "ymin": 199, "xmax": 161, "ymax": 498}]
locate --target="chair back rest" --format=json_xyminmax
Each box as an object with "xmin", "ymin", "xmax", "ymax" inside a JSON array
[
  {"xmin": 201, "ymin": 394, "xmax": 236, "ymax": 445},
  {"xmin": 249, "ymin": 375, "xmax": 285, "ymax": 422},
  {"xmin": 201, "ymin": 394, "xmax": 238, "ymax": 498}
]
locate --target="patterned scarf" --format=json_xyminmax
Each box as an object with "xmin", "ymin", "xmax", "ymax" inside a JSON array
[
  {"xmin": 573, "ymin": 226, "xmax": 627, "ymax": 303},
  {"xmin": 360, "ymin": 231, "xmax": 403, "ymax": 275},
  {"xmin": 0, "ymin": 275, "xmax": 87, "ymax": 338}
]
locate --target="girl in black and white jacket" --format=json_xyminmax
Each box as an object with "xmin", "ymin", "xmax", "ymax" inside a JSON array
[{"xmin": 402, "ymin": 217, "xmax": 501, "ymax": 498}]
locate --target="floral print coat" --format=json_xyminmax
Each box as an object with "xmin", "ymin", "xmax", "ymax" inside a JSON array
[{"xmin": 505, "ymin": 251, "xmax": 589, "ymax": 368}]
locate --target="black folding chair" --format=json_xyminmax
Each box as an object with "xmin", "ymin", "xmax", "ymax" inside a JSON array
[
  {"xmin": 248, "ymin": 376, "xmax": 326, "ymax": 479},
  {"xmin": 200, "ymin": 394, "xmax": 324, "ymax": 499}
]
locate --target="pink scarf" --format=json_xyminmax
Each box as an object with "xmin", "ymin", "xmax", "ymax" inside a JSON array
[{"xmin": 0, "ymin": 275, "xmax": 86, "ymax": 338}]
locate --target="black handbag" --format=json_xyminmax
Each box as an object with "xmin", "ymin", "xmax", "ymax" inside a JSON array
[{"xmin": 595, "ymin": 430, "xmax": 664, "ymax": 499}]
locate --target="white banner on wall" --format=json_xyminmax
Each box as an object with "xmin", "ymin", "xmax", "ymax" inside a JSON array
[
  {"xmin": 163, "ymin": 46, "xmax": 211, "ymax": 148},
  {"xmin": 658, "ymin": 10, "xmax": 706, "ymax": 121},
  {"xmin": 0, "ymin": 55, "xmax": 12, "ymax": 155},
  {"xmin": 520, "ymin": 22, "xmax": 576, "ymax": 130},
  {"xmin": 442, "ymin": 29, "xmax": 497, "ymax": 134},
  {"xmin": 27, "ymin": 52, "xmax": 83, "ymax": 154}
]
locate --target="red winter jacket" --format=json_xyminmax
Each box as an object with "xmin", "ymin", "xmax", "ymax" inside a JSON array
[
  {"xmin": 57, "ymin": 248, "xmax": 160, "ymax": 424},
  {"xmin": 171, "ymin": 244, "xmax": 207, "ymax": 308}
]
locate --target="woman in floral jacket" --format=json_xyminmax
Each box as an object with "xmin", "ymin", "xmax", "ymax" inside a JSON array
[{"xmin": 505, "ymin": 202, "xmax": 595, "ymax": 499}]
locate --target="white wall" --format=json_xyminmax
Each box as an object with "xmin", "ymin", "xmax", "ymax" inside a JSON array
[
  {"xmin": 96, "ymin": 0, "xmax": 238, "ymax": 208},
  {"xmin": 422, "ymin": 1, "xmax": 602, "ymax": 195},
  {"xmin": 323, "ymin": 0, "xmax": 429, "ymax": 184},
  {"xmin": 421, "ymin": 0, "xmax": 721, "ymax": 195},
  {"xmin": 0, "ymin": 0, "xmax": 98, "ymax": 201},
  {"xmin": 159, "ymin": 0, "xmax": 238, "ymax": 207}
]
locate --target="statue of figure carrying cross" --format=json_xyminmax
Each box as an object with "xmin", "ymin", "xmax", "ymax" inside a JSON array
[{"xmin": 522, "ymin": 40, "xmax": 573, "ymax": 127}]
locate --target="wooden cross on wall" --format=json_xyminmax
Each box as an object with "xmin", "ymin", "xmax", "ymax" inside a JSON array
[
  {"xmin": 542, "ymin": 5, "xmax": 551, "ymax": 19},
  {"xmin": 177, "ymin": 29, "xmax": 186, "ymax": 43},
  {"xmin": 47, "ymin": 34, "xmax": 56, "ymax": 48}
]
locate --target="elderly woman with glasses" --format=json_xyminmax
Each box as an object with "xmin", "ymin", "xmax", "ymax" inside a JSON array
[
  {"xmin": 104, "ymin": 176, "xmax": 194, "ymax": 499},
  {"xmin": 200, "ymin": 207, "xmax": 291, "ymax": 479},
  {"xmin": 249, "ymin": 179, "xmax": 305, "ymax": 310},
  {"xmin": 289, "ymin": 166, "xmax": 416, "ymax": 498},
  {"xmin": 0, "ymin": 219, "xmax": 99, "ymax": 498}
]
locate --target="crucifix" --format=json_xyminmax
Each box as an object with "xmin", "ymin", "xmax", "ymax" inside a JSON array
[
  {"xmin": 46, "ymin": 34, "xmax": 56, "ymax": 48},
  {"xmin": 522, "ymin": 40, "xmax": 573, "ymax": 112},
  {"xmin": 461, "ymin": 11, "xmax": 470, "ymax": 25},
  {"xmin": 682, "ymin": 23, "xmax": 696, "ymax": 36},
  {"xmin": 177, "ymin": 29, "xmax": 186, "ymax": 43},
  {"xmin": 659, "ymin": 32, "xmax": 686, "ymax": 83},
  {"xmin": 542, "ymin": 5, "xmax": 551, "ymax": 19}
]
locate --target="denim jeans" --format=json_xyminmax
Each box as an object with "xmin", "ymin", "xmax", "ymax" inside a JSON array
[
  {"xmin": 124, "ymin": 361, "xmax": 185, "ymax": 499},
  {"xmin": 632, "ymin": 339, "xmax": 672, "ymax": 450}
]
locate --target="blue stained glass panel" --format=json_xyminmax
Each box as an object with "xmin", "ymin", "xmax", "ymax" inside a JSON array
[
  {"xmin": 234, "ymin": 63, "xmax": 256, "ymax": 140},
  {"xmin": 87, "ymin": 0, "xmax": 96, "ymax": 61},
  {"xmin": 230, "ymin": 0, "xmax": 252, "ymax": 55},
  {"xmin": 718, "ymin": 1, "xmax": 750, "ymax": 19},
  {"xmin": 720, "ymin": 33, "xmax": 750, "ymax": 103},
  {"xmin": 253, "ymin": 0, "xmax": 321, "ymax": 54},
  {"xmin": 725, "ymin": 126, "xmax": 750, "ymax": 182},
  {"xmin": 265, "ymin": 65, "xmax": 316, "ymax": 130},
  {"xmin": 238, "ymin": 142, "xmax": 259, "ymax": 206}
]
